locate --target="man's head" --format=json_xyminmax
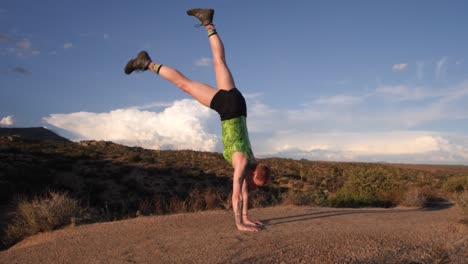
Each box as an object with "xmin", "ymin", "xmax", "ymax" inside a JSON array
[{"xmin": 252, "ymin": 162, "xmax": 271, "ymax": 187}]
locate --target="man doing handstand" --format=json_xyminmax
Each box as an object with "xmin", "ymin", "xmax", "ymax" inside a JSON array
[{"xmin": 125, "ymin": 8, "xmax": 271, "ymax": 232}]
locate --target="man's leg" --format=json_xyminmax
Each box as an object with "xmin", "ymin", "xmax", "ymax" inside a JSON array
[
  {"xmin": 148, "ymin": 62, "xmax": 218, "ymax": 108},
  {"xmin": 187, "ymin": 8, "xmax": 236, "ymax": 91},
  {"xmin": 125, "ymin": 51, "xmax": 218, "ymax": 107},
  {"xmin": 205, "ymin": 24, "xmax": 236, "ymax": 90}
]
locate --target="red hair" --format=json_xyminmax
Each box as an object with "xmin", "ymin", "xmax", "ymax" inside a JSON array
[{"xmin": 253, "ymin": 163, "xmax": 271, "ymax": 186}]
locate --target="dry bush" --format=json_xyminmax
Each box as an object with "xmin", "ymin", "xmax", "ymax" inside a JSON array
[
  {"xmin": 401, "ymin": 186, "xmax": 436, "ymax": 208},
  {"xmin": 204, "ymin": 188, "xmax": 221, "ymax": 210},
  {"xmin": 167, "ymin": 196, "xmax": 187, "ymax": 213},
  {"xmin": 453, "ymin": 190, "xmax": 468, "ymax": 222},
  {"xmin": 221, "ymin": 191, "xmax": 232, "ymax": 210},
  {"xmin": 3, "ymin": 192, "xmax": 87, "ymax": 247},
  {"xmin": 378, "ymin": 188, "xmax": 405, "ymax": 206},
  {"xmin": 248, "ymin": 189, "xmax": 269, "ymax": 208},
  {"xmin": 137, "ymin": 198, "xmax": 153, "ymax": 216},
  {"xmin": 187, "ymin": 188, "xmax": 204, "ymax": 212},
  {"xmin": 153, "ymin": 195, "xmax": 167, "ymax": 215}
]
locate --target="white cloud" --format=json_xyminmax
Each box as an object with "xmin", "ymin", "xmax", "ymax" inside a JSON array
[
  {"xmin": 435, "ymin": 57, "xmax": 448, "ymax": 80},
  {"xmin": 343, "ymin": 133, "xmax": 440, "ymax": 155},
  {"xmin": 0, "ymin": 115, "xmax": 14, "ymax": 126},
  {"xmin": 392, "ymin": 63, "xmax": 408, "ymax": 72},
  {"xmin": 43, "ymin": 99, "xmax": 219, "ymax": 152},
  {"xmin": 129, "ymin": 101, "xmax": 173, "ymax": 110},
  {"xmin": 255, "ymin": 130, "xmax": 468, "ymax": 165},
  {"xmin": 314, "ymin": 95, "xmax": 363, "ymax": 106},
  {"xmin": 245, "ymin": 81, "xmax": 468, "ymax": 164},
  {"xmin": 42, "ymin": 80, "xmax": 468, "ymax": 165},
  {"xmin": 376, "ymin": 85, "xmax": 435, "ymax": 101},
  {"xmin": 195, "ymin": 57, "xmax": 212, "ymax": 66},
  {"xmin": 64, "ymin": 42, "xmax": 73, "ymax": 49}
]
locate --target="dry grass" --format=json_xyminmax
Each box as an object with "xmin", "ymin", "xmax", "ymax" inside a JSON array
[
  {"xmin": 443, "ymin": 175, "xmax": 468, "ymax": 193},
  {"xmin": 401, "ymin": 186, "xmax": 437, "ymax": 208},
  {"xmin": 453, "ymin": 190, "xmax": 468, "ymax": 222},
  {"xmin": 3, "ymin": 192, "xmax": 87, "ymax": 247}
]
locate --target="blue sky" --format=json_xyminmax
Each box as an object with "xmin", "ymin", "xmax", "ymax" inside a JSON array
[{"xmin": 1, "ymin": 1, "xmax": 468, "ymax": 164}]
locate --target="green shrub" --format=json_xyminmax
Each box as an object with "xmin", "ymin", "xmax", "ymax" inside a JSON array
[
  {"xmin": 3, "ymin": 192, "xmax": 87, "ymax": 247},
  {"xmin": 329, "ymin": 167, "xmax": 399, "ymax": 207},
  {"xmin": 443, "ymin": 176, "xmax": 468, "ymax": 193}
]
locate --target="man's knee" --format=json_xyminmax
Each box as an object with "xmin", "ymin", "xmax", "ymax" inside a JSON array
[{"xmin": 213, "ymin": 56, "xmax": 227, "ymax": 66}]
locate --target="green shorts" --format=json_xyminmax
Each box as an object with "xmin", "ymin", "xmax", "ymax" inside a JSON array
[{"xmin": 221, "ymin": 116, "xmax": 254, "ymax": 165}]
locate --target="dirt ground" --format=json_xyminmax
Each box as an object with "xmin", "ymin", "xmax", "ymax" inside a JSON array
[{"xmin": 1, "ymin": 204, "xmax": 467, "ymax": 264}]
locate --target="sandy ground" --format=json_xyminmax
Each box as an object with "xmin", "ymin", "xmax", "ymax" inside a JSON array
[{"xmin": 1, "ymin": 205, "xmax": 467, "ymax": 264}]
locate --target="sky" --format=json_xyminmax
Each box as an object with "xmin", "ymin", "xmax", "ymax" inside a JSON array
[{"xmin": 1, "ymin": 0, "xmax": 468, "ymax": 165}]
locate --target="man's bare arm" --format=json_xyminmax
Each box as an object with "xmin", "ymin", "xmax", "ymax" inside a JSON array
[
  {"xmin": 241, "ymin": 179, "xmax": 263, "ymax": 227},
  {"xmin": 231, "ymin": 153, "xmax": 259, "ymax": 231}
]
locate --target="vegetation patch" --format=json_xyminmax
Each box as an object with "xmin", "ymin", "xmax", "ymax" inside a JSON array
[
  {"xmin": 329, "ymin": 167, "xmax": 400, "ymax": 207},
  {"xmin": 453, "ymin": 190, "xmax": 468, "ymax": 223},
  {"xmin": 443, "ymin": 175, "xmax": 468, "ymax": 193},
  {"xmin": 3, "ymin": 192, "xmax": 89, "ymax": 248}
]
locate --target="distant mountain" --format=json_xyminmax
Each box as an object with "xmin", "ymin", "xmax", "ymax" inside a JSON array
[{"xmin": 0, "ymin": 127, "xmax": 70, "ymax": 143}]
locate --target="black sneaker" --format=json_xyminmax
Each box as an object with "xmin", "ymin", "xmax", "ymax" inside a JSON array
[
  {"xmin": 124, "ymin": 51, "xmax": 151, "ymax": 74},
  {"xmin": 186, "ymin": 8, "xmax": 214, "ymax": 26}
]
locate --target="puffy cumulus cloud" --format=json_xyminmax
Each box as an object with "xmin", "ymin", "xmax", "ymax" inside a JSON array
[
  {"xmin": 256, "ymin": 131, "xmax": 440, "ymax": 156},
  {"xmin": 0, "ymin": 115, "xmax": 14, "ymax": 126},
  {"xmin": 195, "ymin": 57, "xmax": 212, "ymax": 66},
  {"xmin": 256, "ymin": 130, "xmax": 468, "ymax": 164},
  {"xmin": 342, "ymin": 133, "xmax": 441, "ymax": 155},
  {"xmin": 42, "ymin": 80, "xmax": 468, "ymax": 165},
  {"xmin": 392, "ymin": 63, "xmax": 408, "ymax": 72},
  {"xmin": 43, "ymin": 99, "xmax": 220, "ymax": 152},
  {"xmin": 245, "ymin": 86, "xmax": 468, "ymax": 164}
]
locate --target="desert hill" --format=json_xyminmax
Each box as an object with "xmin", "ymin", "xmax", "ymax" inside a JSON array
[
  {"xmin": 0, "ymin": 127, "xmax": 70, "ymax": 143},
  {"xmin": 2, "ymin": 134, "xmax": 467, "ymax": 210},
  {"xmin": 1, "ymin": 131, "xmax": 468, "ymax": 250}
]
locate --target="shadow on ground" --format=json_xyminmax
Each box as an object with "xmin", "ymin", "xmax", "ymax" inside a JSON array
[{"xmin": 263, "ymin": 202, "xmax": 453, "ymax": 226}]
